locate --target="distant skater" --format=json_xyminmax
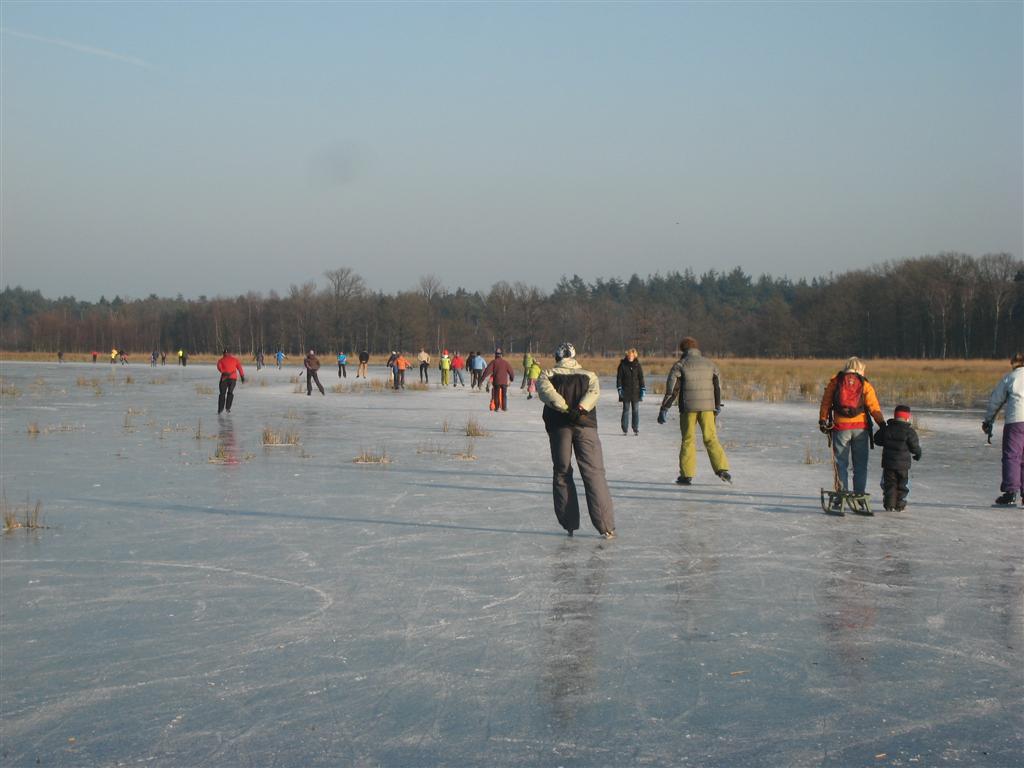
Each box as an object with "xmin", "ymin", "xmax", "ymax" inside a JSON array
[
  {"xmin": 470, "ymin": 351, "xmax": 486, "ymax": 389},
  {"xmin": 358, "ymin": 349, "xmax": 369, "ymax": 378},
  {"xmin": 276, "ymin": 349, "xmax": 286, "ymax": 369},
  {"xmin": 417, "ymin": 348, "xmax": 431, "ymax": 383},
  {"xmin": 873, "ymin": 405, "xmax": 922, "ymax": 511},
  {"xmin": 160, "ymin": 351, "xmax": 167, "ymax": 365},
  {"xmin": 91, "ymin": 350, "xmax": 98, "ymax": 363},
  {"xmin": 439, "ymin": 350, "xmax": 451, "ymax": 387},
  {"xmin": 393, "ymin": 352, "xmax": 411, "ymax": 389},
  {"xmin": 480, "ymin": 348, "xmax": 514, "ymax": 411},
  {"xmin": 151, "ymin": 350, "xmax": 158, "ymax": 367},
  {"xmin": 451, "ymin": 351, "xmax": 465, "ymax": 387},
  {"xmin": 57, "ymin": 351, "xmax": 64, "ymax": 363},
  {"xmin": 304, "ymin": 350, "xmax": 325, "ymax": 396},
  {"xmin": 337, "ymin": 351, "xmax": 348, "ymax": 378},
  {"xmin": 537, "ymin": 342, "xmax": 615, "ymax": 539},
  {"xmin": 254, "ymin": 350, "xmax": 265, "ymax": 370},
  {"xmin": 521, "ymin": 351, "xmax": 534, "ymax": 390},
  {"xmin": 616, "ymin": 348, "xmax": 645, "ymax": 435},
  {"xmin": 983, "ymin": 352, "xmax": 1024, "ymax": 507},
  {"xmin": 216, "ymin": 348, "xmax": 245, "ymax": 414}
]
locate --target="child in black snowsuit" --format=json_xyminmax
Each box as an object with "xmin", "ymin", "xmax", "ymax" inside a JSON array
[{"xmin": 873, "ymin": 404, "xmax": 922, "ymax": 511}]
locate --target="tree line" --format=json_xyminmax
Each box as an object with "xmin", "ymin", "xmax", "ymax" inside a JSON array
[{"xmin": 2, "ymin": 253, "xmax": 1021, "ymax": 359}]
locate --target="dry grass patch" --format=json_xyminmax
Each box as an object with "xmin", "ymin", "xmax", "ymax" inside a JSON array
[
  {"xmin": 26, "ymin": 421, "xmax": 40, "ymax": 436},
  {"xmin": 2, "ymin": 494, "xmax": 46, "ymax": 532},
  {"xmin": 1, "ymin": 379, "xmax": 21, "ymax": 398},
  {"xmin": 465, "ymin": 417, "xmax": 490, "ymax": 437},
  {"xmin": 407, "ymin": 381, "xmax": 429, "ymax": 392},
  {"xmin": 353, "ymin": 447, "xmax": 390, "ymax": 464},
  {"xmin": 441, "ymin": 418, "xmax": 450, "ymax": 433},
  {"xmin": 452, "ymin": 439, "xmax": 477, "ymax": 460},
  {"xmin": 195, "ymin": 384, "xmax": 214, "ymax": 395},
  {"xmin": 262, "ymin": 427, "xmax": 301, "ymax": 446}
]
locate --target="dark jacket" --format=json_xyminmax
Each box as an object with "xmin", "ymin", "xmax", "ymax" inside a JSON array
[
  {"xmin": 659, "ymin": 349, "xmax": 721, "ymax": 413},
  {"xmin": 874, "ymin": 418, "xmax": 922, "ymax": 471},
  {"xmin": 304, "ymin": 354, "xmax": 321, "ymax": 372},
  {"xmin": 481, "ymin": 356, "xmax": 515, "ymax": 386},
  {"xmin": 616, "ymin": 358, "xmax": 645, "ymax": 403},
  {"xmin": 537, "ymin": 359, "xmax": 599, "ymax": 430}
]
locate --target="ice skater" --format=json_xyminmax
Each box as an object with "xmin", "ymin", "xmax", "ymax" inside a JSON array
[
  {"xmin": 357, "ymin": 349, "xmax": 369, "ymax": 378},
  {"xmin": 304, "ymin": 350, "xmax": 325, "ymax": 396},
  {"xmin": 480, "ymin": 348, "xmax": 514, "ymax": 411},
  {"xmin": 417, "ymin": 348, "xmax": 431, "ymax": 383},
  {"xmin": 537, "ymin": 342, "xmax": 615, "ymax": 539},
  {"xmin": 873, "ymin": 405, "xmax": 922, "ymax": 511},
  {"xmin": 216, "ymin": 348, "xmax": 245, "ymax": 414},
  {"xmin": 817, "ymin": 356, "xmax": 885, "ymax": 495},
  {"xmin": 616, "ymin": 348, "xmax": 645, "ymax": 435},
  {"xmin": 337, "ymin": 351, "xmax": 348, "ymax": 378},
  {"xmin": 983, "ymin": 352, "xmax": 1024, "ymax": 507},
  {"xmin": 658, "ymin": 337, "xmax": 731, "ymax": 485}
]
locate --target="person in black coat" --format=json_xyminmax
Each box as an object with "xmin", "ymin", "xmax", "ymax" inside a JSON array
[
  {"xmin": 873, "ymin": 404, "xmax": 922, "ymax": 511},
  {"xmin": 615, "ymin": 348, "xmax": 646, "ymax": 436}
]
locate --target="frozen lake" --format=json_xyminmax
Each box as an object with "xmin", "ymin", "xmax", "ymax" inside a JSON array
[{"xmin": 1, "ymin": 360, "xmax": 1021, "ymax": 767}]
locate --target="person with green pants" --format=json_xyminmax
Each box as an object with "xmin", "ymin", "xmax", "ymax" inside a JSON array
[{"xmin": 657, "ymin": 336, "xmax": 731, "ymax": 485}]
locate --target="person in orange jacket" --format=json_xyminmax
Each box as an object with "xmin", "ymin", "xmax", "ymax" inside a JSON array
[
  {"xmin": 393, "ymin": 352, "xmax": 411, "ymax": 389},
  {"xmin": 819, "ymin": 356, "xmax": 885, "ymax": 494},
  {"xmin": 216, "ymin": 348, "xmax": 246, "ymax": 414}
]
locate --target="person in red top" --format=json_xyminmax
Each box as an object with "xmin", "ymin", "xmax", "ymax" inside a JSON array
[
  {"xmin": 480, "ymin": 348, "xmax": 515, "ymax": 411},
  {"xmin": 451, "ymin": 352, "xmax": 466, "ymax": 387},
  {"xmin": 818, "ymin": 356, "xmax": 884, "ymax": 494},
  {"xmin": 216, "ymin": 348, "xmax": 246, "ymax": 414}
]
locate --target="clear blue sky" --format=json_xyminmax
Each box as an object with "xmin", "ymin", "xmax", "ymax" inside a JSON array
[{"xmin": 2, "ymin": 1, "xmax": 1021, "ymax": 300}]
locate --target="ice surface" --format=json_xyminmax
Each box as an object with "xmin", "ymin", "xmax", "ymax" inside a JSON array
[{"xmin": 1, "ymin": 361, "xmax": 1021, "ymax": 767}]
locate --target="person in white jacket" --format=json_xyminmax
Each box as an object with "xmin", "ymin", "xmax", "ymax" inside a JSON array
[{"xmin": 983, "ymin": 352, "xmax": 1024, "ymax": 506}]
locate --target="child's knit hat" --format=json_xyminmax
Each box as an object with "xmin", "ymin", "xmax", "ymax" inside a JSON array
[{"xmin": 894, "ymin": 405, "xmax": 912, "ymax": 420}]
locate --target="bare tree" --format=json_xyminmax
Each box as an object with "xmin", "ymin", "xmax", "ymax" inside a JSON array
[{"xmin": 978, "ymin": 253, "xmax": 1021, "ymax": 356}]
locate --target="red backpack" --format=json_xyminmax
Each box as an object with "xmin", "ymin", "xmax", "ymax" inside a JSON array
[{"xmin": 833, "ymin": 371, "xmax": 866, "ymax": 418}]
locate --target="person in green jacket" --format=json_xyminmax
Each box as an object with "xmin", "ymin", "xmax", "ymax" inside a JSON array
[
  {"xmin": 521, "ymin": 352, "xmax": 535, "ymax": 389},
  {"xmin": 527, "ymin": 359, "xmax": 542, "ymax": 399}
]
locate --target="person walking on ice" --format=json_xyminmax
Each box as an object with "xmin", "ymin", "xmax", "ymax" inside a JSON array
[
  {"xmin": 304, "ymin": 350, "xmax": 325, "ymax": 396},
  {"xmin": 537, "ymin": 342, "xmax": 616, "ymax": 539},
  {"xmin": 873, "ymin": 405, "xmax": 922, "ymax": 511},
  {"xmin": 275, "ymin": 349, "xmax": 286, "ymax": 369},
  {"xmin": 658, "ymin": 337, "xmax": 731, "ymax": 485},
  {"xmin": 216, "ymin": 348, "xmax": 245, "ymax": 414},
  {"xmin": 818, "ymin": 356, "xmax": 885, "ymax": 496},
  {"xmin": 983, "ymin": 352, "xmax": 1024, "ymax": 507},
  {"xmin": 337, "ymin": 351, "xmax": 348, "ymax": 378}
]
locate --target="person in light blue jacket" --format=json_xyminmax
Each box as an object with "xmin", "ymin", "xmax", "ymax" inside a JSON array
[{"xmin": 337, "ymin": 351, "xmax": 348, "ymax": 378}]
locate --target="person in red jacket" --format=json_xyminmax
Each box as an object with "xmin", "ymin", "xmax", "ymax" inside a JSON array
[
  {"xmin": 480, "ymin": 348, "xmax": 515, "ymax": 411},
  {"xmin": 216, "ymin": 348, "xmax": 245, "ymax": 414},
  {"xmin": 451, "ymin": 352, "xmax": 466, "ymax": 387}
]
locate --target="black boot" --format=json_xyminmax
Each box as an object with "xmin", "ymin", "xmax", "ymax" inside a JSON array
[{"xmin": 994, "ymin": 491, "xmax": 1018, "ymax": 506}]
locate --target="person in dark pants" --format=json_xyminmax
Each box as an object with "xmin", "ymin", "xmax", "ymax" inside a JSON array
[
  {"xmin": 873, "ymin": 405, "xmax": 922, "ymax": 511},
  {"xmin": 216, "ymin": 348, "xmax": 245, "ymax": 414},
  {"xmin": 357, "ymin": 349, "xmax": 369, "ymax": 378},
  {"xmin": 337, "ymin": 351, "xmax": 348, "ymax": 378},
  {"xmin": 616, "ymin": 347, "xmax": 645, "ymax": 435},
  {"xmin": 537, "ymin": 342, "xmax": 616, "ymax": 539},
  {"xmin": 417, "ymin": 348, "xmax": 431, "ymax": 383},
  {"xmin": 304, "ymin": 350, "xmax": 325, "ymax": 396},
  {"xmin": 480, "ymin": 348, "xmax": 515, "ymax": 411}
]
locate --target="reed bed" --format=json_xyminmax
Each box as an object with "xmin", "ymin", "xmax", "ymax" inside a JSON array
[
  {"xmin": 465, "ymin": 417, "xmax": 490, "ymax": 437},
  {"xmin": 569, "ymin": 356, "xmax": 1007, "ymax": 410},
  {"xmin": 262, "ymin": 427, "xmax": 301, "ymax": 446},
  {"xmin": 353, "ymin": 447, "xmax": 390, "ymax": 464}
]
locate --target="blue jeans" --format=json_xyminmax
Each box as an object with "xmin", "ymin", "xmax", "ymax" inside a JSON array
[
  {"xmin": 620, "ymin": 401, "xmax": 639, "ymax": 433},
  {"xmin": 832, "ymin": 429, "xmax": 870, "ymax": 494}
]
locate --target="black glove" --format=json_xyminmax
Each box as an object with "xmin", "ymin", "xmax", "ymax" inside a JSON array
[
  {"xmin": 566, "ymin": 408, "xmax": 581, "ymax": 425},
  {"xmin": 982, "ymin": 420, "xmax": 993, "ymax": 435},
  {"xmin": 617, "ymin": 387, "xmax": 623, "ymax": 402},
  {"xmin": 715, "ymin": 403, "xmax": 723, "ymax": 416},
  {"xmin": 639, "ymin": 387, "xmax": 645, "ymax": 401},
  {"xmin": 240, "ymin": 375, "xmax": 245, "ymax": 383},
  {"xmin": 657, "ymin": 409, "xmax": 668, "ymax": 425},
  {"xmin": 913, "ymin": 455, "xmax": 920, "ymax": 462},
  {"xmin": 818, "ymin": 419, "xmax": 831, "ymax": 434}
]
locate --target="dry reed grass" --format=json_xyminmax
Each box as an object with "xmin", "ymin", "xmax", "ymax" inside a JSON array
[
  {"xmin": 262, "ymin": 427, "xmax": 300, "ymax": 446},
  {"xmin": 452, "ymin": 439, "xmax": 477, "ymax": 460},
  {"xmin": 2, "ymin": 493, "xmax": 45, "ymax": 532},
  {"xmin": 353, "ymin": 447, "xmax": 390, "ymax": 464},
  {"xmin": 465, "ymin": 417, "xmax": 490, "ymax": 437},
  {"xmin": 26, "ymin": 422, "xmax": 40, "ymax": 436}
]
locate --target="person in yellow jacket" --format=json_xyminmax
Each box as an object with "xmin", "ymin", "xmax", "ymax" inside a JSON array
[{"xmin": 819, "ymin": 357, "xmax": 885, "ymax": 495}]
